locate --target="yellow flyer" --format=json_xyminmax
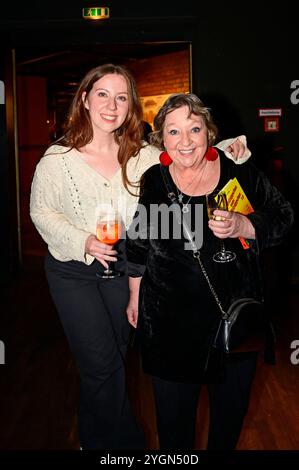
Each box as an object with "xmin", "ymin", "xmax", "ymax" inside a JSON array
[{"xmin": 220, "ymin": 177, "xmax": 254, "ymax": 249}]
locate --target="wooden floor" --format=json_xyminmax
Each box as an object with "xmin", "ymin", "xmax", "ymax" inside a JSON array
[{"xmin": 1, "ymin": 259, "xmax": 299, "ymax": 450}]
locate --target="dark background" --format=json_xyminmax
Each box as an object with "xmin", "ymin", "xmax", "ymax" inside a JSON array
[
  {"xmin": 0, "ymin": 1, "xmax": 298, "ymax": 453},
  {"xmin": 0, "ymin": 0, "xmax": 298, "ymax": 281}
]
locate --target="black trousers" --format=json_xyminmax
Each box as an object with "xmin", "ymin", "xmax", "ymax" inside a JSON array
[
  {"xmin": 152, "ymin": 352, "xmax": 257, "ymax": 450},
  {"xmin": 45, "ymin": 250, "xmax": 144, "ymax": 449}
]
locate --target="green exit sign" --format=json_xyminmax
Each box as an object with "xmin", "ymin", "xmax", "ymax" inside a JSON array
[{"xmin": 82, "ymin": 7, "xmax": 110, "ymax": 20}]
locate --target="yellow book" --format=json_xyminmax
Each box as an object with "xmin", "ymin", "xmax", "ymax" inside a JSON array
[{"xmin": 219, "ymin": 177, "xmax": 254, "ymax": 249}]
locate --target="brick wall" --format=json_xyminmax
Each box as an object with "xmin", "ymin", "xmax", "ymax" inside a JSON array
[
  {"xmin": 129, "ymin": 50, "xmax": 190, "ymax": 97},
  {"xmin": 128, "ymin": 49, "xmax": 190, "ymax": 127}
]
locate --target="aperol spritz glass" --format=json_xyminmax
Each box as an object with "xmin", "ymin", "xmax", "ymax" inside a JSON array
[{"xmin": 96, "ymin": 210, "xmax": 123, "ymax": 278}]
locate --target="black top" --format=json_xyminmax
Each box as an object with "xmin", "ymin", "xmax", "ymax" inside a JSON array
[{"xmin": 126, "ymin": 152, "xmax": 294, "ymax": 383}]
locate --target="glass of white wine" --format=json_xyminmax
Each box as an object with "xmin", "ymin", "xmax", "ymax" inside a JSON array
[{"xmin": 206, "ymin": 190, "xmax": 236, "ymax": 263}]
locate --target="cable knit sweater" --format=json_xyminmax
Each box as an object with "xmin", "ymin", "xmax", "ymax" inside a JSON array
[{"xmin": 30, "ymin": 138, "xmax": 250, "ymax": 265}]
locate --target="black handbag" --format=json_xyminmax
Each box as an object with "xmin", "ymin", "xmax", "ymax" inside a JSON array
[
  {"xmin": 160, "ymin": 164, "xmax": 267, "ymax": 355},
  {"xmin": 212, "ymin": 297, "xmax": 265, "ymax": 354},
  {"xmin": 186, "ymin": 246, "xmax": 266, "ymax": 355}
]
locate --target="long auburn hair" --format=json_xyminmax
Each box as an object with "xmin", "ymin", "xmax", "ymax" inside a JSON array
[
  {"xmin": 150, "ymin": 93, "xmax": 218, "ymax": 149},
  {"xmin": 57, "ymin": 63, "xmax": 144, "ymax": 192}
]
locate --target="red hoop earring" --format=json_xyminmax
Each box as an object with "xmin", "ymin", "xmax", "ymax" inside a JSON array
[
  {"xmin": 159, "ymin": 151, "xmax": 173, "ymax": 166},
  {"xmin": 205, "ymin": 147, "xmax": 218, "ymax": 161}
]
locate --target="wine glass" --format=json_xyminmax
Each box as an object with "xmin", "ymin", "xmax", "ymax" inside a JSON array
[
  {"xmin": 206, "ymin": 190, "xmax": 236, "ymax": 263},
  {"xmin": 96, "ymin": 210, "xmax": 123, "ymax": 278}
]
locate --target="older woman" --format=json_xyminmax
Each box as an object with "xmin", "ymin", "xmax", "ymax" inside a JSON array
[{"xmin": 126, "ymin": 93, "xmax": 294, "ymax": 450}]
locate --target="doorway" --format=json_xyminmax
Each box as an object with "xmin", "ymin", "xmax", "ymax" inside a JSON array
[{"xmin": 15, "ymin": 42, "xmax": 191, "ymax": 265}]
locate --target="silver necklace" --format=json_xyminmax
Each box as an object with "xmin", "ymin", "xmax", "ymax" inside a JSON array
[{"xmin": 173, "ymin": 161, "xmax": 208, "ymax": 213}]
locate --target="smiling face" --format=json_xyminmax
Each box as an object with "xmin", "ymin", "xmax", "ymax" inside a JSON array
[
  {"xmin": 163, "ymin": 105, "xmax": 209, "ymax": 169},
  {"xmin": 82, "ymin": 73, "xmax": 129, "ymax": 135}
]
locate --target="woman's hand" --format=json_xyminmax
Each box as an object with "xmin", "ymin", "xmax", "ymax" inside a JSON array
[
  {"xmin": 85, "ymin": 234, "xmax": 117, "ymax": 268},
  {"xmin": 127, "ymin": 277, "xmax": 142, "ymax": 328},
  {"xmin": 208, "ymin": 210, "xmax": 256, "ymax": 240},
  {"xmin": 225, "ymin": 137, "xmax": 245, "ymax": 159}
]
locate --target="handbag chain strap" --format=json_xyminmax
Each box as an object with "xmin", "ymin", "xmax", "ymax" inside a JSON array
[{"xmin": 160, "ymin": 164, "xmax": 228, "ymax": 319}]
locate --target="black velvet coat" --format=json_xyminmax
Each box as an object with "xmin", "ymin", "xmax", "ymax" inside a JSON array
[{"xmin": 126, "ymin": 153, "xmax": 294, "ymax": 383}]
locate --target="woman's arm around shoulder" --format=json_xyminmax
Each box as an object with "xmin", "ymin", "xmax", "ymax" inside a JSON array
[{"xmin": 215, "ymin": 135, "xmax": 251, "ymax": 164}]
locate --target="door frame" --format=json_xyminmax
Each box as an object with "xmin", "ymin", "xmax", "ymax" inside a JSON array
[{"xmin": 1, "ymin": 16, "xmax": 198, "ymax": 271}]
